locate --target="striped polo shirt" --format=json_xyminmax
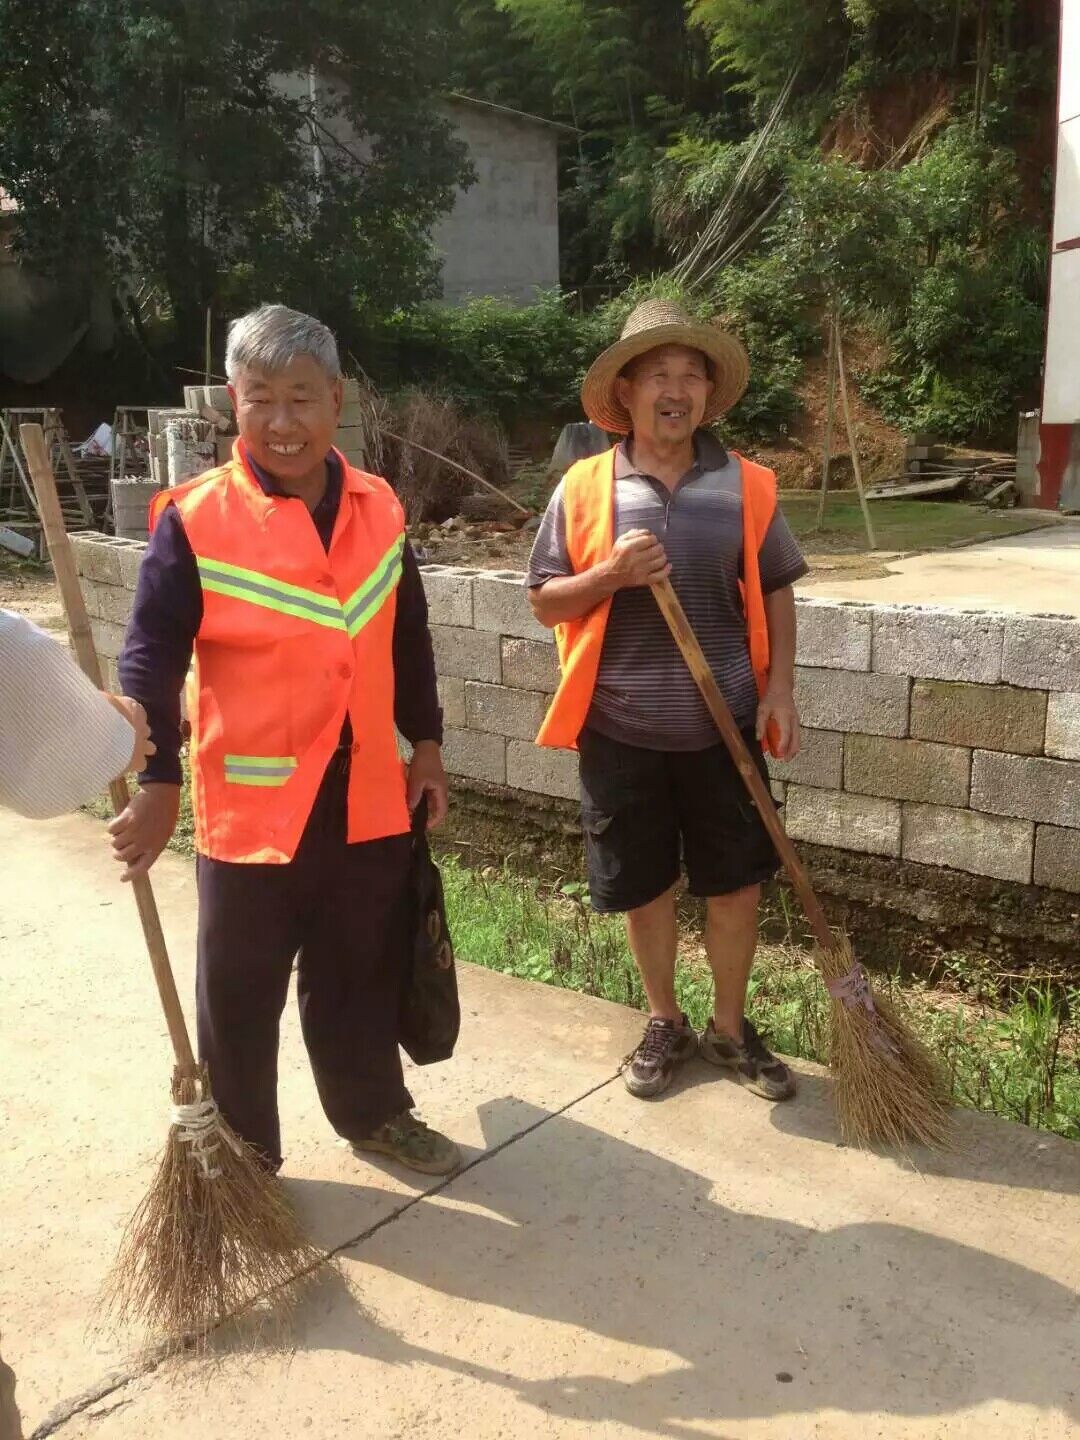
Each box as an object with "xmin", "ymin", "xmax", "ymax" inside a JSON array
[{"xmin": 526, "ymin": 432, "xmax": 808, "ymax": 750}]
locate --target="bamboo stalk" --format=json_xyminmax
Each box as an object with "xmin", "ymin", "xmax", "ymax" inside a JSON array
[
  {"xmin": 816, "ymin": 312, "xmax": 838, "ymax": 530},
  {"xmin": 834, "ymin": 319, "xmax": 877, "ymax": 551}
]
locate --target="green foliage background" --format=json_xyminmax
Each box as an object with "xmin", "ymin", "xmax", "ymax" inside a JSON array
[{"xmin": 0, "ymin": 0, "xmax": 1057, "ymax": 444}]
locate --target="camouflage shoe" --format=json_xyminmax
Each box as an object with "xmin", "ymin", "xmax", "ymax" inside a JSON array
[
  {"xmin": 622, "ymin": 1013, "xmax": 698, "ymax": 1098},
  {"xmin": 353, "ymin": 1111, "xmax": 463, "ymax": 1176},
  {"xmin": 700, "ymin": 1017, "xmax": 796, "ymax": 1101}
]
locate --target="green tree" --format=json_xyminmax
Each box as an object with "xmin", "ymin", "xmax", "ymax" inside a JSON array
[{"xmin": 0, "ymin": 0, "xmax": 471, "ymax": 362}]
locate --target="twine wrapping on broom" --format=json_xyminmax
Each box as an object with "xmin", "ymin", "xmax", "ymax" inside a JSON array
[
  {"xmin": 172, "ymin": 1097, "xmax": 242, "ymax": 1180},
  {"xmin": 824, "ymin": 962, "xmax": 901, "ymax": 1060}
]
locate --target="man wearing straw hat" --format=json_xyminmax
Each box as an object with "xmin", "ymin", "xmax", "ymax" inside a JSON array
[{"xmin": 528, "ymin": 298, "xmax": 807, "ymax": 1103}]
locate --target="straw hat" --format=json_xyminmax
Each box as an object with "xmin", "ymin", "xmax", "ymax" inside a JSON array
[{"xmin": 581, "ymin": 298, "xmax": 749, "ymax": 435}]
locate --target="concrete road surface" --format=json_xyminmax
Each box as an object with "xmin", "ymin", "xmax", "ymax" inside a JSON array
[
  {"xmin": 801, "ymin": 520, "xmax": 1080, "ymax": 615},
  {"xmin": 0, "ymin": 810, "xmax": 1077, "ymax": 1440}
]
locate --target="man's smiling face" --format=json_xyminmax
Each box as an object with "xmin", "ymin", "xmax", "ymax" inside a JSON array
[
  {"xmin": 614, "ymin": 343, "xmax": 714, "ymax": 446},
  {"xmin": 229, "ymin": 354, "xmax": 342, "ymax": 484}
]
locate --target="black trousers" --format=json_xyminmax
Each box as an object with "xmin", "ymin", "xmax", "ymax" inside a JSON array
[{"xmin": 195, "ymin": 752, "xmax": 414, "ymax": 1170}]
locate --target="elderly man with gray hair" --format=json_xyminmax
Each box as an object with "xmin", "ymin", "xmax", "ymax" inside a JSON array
[{"xmin": 113, "ymin": 303, "xmax": 461, "ymax": 1178}]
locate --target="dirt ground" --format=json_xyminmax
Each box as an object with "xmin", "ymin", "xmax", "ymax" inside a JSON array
[{"xmin": 0, "ymin": 558, "xmax": 65, "ymax": 630}]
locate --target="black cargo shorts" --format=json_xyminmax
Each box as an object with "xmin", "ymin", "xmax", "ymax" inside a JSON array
[{"xmin": 577, "ymin": 725, "xmax": 780, "ymax": 914}]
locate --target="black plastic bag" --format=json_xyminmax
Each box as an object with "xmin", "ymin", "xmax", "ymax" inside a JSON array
[{"xmin": 399, "ymin": 796, "xmax": 460, "ymax": 1065}]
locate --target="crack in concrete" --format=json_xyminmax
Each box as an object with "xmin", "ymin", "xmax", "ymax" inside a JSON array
[{"xmin": 29, "ymin": 1070, "xmax": 619, "ymax": 1438}]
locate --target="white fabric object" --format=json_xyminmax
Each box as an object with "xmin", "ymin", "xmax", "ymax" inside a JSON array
[
  {"xmin": 0, "ymin": 608, "xmax": 134, "ymax": 819},
  {"xmin": 172, "ymin": 1096, "xmax": 241, "ymax": 1180}
]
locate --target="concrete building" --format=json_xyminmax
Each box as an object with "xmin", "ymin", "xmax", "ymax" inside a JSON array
[{"xmin": 434, "ymin": 94, "xmax": 563, "ymax": 306}]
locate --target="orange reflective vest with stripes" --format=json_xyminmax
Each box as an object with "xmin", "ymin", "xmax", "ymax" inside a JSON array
[
  {"xmin": 149, "ymin": 443, "xmax": 409, "ymax": 863},
  {"xmin": 536, "ymin": 446, "xmax": 779, "ymax": 753}
]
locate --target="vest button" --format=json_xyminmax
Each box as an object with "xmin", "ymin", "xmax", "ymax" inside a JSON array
[{"xmin": 338, "ymin": 662, "xmax": 352, "ymax": 680}]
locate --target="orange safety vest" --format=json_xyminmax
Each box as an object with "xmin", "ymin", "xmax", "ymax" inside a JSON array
[
  {"xmin": 536, "ymin": 446, "xmax": 779, "ymax": 752},
  {"xmin": 150, "ymin": 442, "xmax": 409, "ymax": 863}
]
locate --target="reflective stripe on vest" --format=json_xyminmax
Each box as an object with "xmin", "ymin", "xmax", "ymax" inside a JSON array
[
  {"xmin": 195, "ymin": 533, "xmax": 405, "ymax": 638},
  {"xmin": 223, "ymin": 754, "xmax": 298, "ymax": 787},
  {"xmin": 343, "ymin": 534, "xmax": 405, "ymax": 637}
]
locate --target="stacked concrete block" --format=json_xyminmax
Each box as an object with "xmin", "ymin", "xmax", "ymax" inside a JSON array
[
  {"xmin": 506, "ymin": 740, "xmax": 578, "ymax": 801},
  {"xmin": 71, "ymin": 533, "xmax": 149, "ymax": 691},
  {"xmin": 909, "ymin": 680, "xmax": 1046, "ymax": 754},
  {"xmin": 60, "ymin": 548, "xmax": 1080, "ymax": 895},
  {"xmin": 501, "ymin": 637, "xmax": 560, "ymax": 694},
  {"xmin": 1045, "ymin": 692, "xmax": 1080, "ymax": 761},
  {"xmin": 901, "ymin": 805, "xmax": 1034, "ymax": 884},
  {"xmin": 472, "ymin": 571, "xmax": 553, "ymax": 642},
  {"xmin": 794, "ymin": 667, "xmax": 910, "ymax": 736},
  {"xmin": 430, "ymin": 625, "xmax": 501, "ymax": 682},
  {"xmin": 872, "ymin": 606, "xmax": 1004, "ymax": 684},
  {"xmin": 1001, "ymin": 615, "xmax": 1080, "ymax": 692},
  {"xmin": 843, "ymin": 735, "xmax": 970, "ymax": 807},
  {"xmin": 786, "ymin": 786, "xmax": 902, "ymax": 858},
  {"xmin": 970, "ymin": 752, "xmax": 1080, "ymax": 830},
  {"xmin": 794, "ymin": 599, "xmax": 873, "ymax": 671},
  {"xmin": 465, "ymin": 681, "xmax": 549, "ymax": 741}
]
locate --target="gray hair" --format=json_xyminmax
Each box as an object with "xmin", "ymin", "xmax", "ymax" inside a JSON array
[{"xmin": 225, "ymin": 303, "xmax": 340, "ymax": 382}]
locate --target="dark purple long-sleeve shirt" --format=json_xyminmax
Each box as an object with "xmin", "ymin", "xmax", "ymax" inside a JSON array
[{"xmin": 119, "ymin": 447, "xmax": 442, "ymax": 786}]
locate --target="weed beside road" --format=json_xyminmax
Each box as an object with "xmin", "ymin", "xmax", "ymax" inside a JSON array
[{"xmin": 443, "ymin": 858, "xmax": 1079, "ymax": 1141}]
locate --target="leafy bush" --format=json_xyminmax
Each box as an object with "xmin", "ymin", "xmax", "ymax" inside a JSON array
[{"xmin": 352, "ymin": 291, "xmax": 606, "ymax": 425}]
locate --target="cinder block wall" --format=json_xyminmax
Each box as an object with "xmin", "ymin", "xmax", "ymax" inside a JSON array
[{"xmin": 70, "ymin": 536, "xmax": 1080, "ymax": 896}]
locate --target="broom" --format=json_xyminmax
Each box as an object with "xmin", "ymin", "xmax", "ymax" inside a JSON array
[
  {"xmin": 651, "ymin": 577, "xmax": 951, "ymax": 1149},
  {"xmin": 20, "ymin": 424, "xmax": 324, "ymax": 1347}
]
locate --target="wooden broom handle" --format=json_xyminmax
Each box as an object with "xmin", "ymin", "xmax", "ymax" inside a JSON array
[
  {"xmin": 651, "ymin": 577, "xmax": 835, "ymax": 950},
  {"xmin": 20, "ymin": 424, "xmax": 197, "ymax": 1071}
]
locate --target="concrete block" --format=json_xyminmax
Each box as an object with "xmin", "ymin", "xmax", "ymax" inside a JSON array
[
  {"xmin": 910, "ymin": 680, "xmax": 1047, "ymax": 755},
  {"xmin": 441, "ymin": 727, "xmax": 506, "ymax": 785},
  {"xmin": 116, "ymin": 540, "xmax": 147, "ymax": 591},
  {"xmin": 794, "ymin": 599, "xmax": 872, "ymax": 671},
  {"xmin": 71, "ymin": 533, "xmax": 123, "ymax": 586},
  {"xmin": 501, "ymin": 637, "xmax": 561, "ymax": 694},
  {"xmin": 902, "ymin": 804, "xmax": 1033, "ymax": 884},
  {"xmin": 971, "ymin": 751, "xmax": 1080, "ymax": 829},
  {"xmin": 430, "ymin": 625, "xmax": 502, "ymax": 682},
  {"xmin": 785, "ymin": 785, "xmax": 901, "ymax": 858},
  {"xmin": 90, "ymin": 620, "xmax": 128, "ymax": 663},
  {"xmin": 872, "ymin": 606, "xmax": 1003, "ymax": 684},
  {"xmin": 473, "ymin": 572, "xmax": 552, "ymax": 642},
  {"xmin": 465, "ymin": 682, "xmax": 549, "ymax": 741},
  {"xmin": 1034, "ymin": 825, "xmax": 1080, "ymax": 894},
  {"xmin": 1045, "ymin": 692, "xmax": 1080, "ymax": 761},
  {"xmin": 766, "ymin": 729, "xmax": 844, "ymax": 789},
  {"xmin": 437, "ymin": 675, "xmax": 466, "ymax": 728},
  {"xmin": 506, "ymin": 740, "xmax": 578, "ymax": 801},
  {"xmin": 96, "ymin": 583, "xmax": 136, "ymax": 628},
  {"xmin": 1002, "ymin": 615, "xmax": 1080, "ymax": 692},
  {"xmin": 844, "ymin": 735, "xmax": 970, "ymax": 807},
  {"xmin": 420, "ymin": 567, "xmax": 474, "ymax": 628},
  {"xmin": 794, "ymin": 667, "xmax": 910, "ymax": 737},
  {"xmin": 770, "ymin": 779, "xmax": 787, "ymax": 806}
]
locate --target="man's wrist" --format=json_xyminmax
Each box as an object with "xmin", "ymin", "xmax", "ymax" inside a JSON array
[
  {"xmin": 595, "ymin": 557, "xmax": 620, "ymax": 597},
  {"xmin": 764, "ymin": 673, "xmax": 795, "ymax": 697},
  {"xmin": 411, "ymin": 739, "xmax": 442, "ymax": 757}
]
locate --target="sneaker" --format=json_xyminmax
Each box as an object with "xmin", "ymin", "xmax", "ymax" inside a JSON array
[
  {"xmin": 700, "ymin": 1017, "xmax": 796, "ymax": 1101},
  {"xmin": 353, "ymin": 1111, "xmax": 463, "ymax": 1176},
  {"xmin": 622, "ymin": 1014, "xmax": 698, "ymax": 1098}
]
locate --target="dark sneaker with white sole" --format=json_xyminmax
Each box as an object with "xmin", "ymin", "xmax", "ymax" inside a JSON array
[
  {"xmin": 700, "ymin": 1017, "xmax": 796, "ymax": 1101},
  {"xmin": 622, "ymin": 1013, "xmax": 698, "ymax": 1098}
]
